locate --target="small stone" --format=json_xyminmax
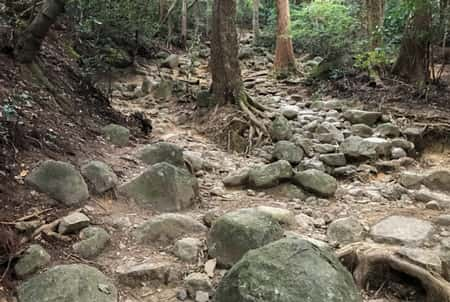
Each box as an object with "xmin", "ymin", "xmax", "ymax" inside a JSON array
[
  {"xmin": 58, "ymin": 212, "xmax": 90, "ymax": 235},
  {"xmin": 313, "ymin": 143, "xmax": 337, "ymax": 154},
  {"xmin": 81, "ymin": 161, "xmax": 118, "ymax": 194},
  {"xmin": 255, "ymin": 206, "xmax": 296, "ymax": 226},
  {"xmin": 399, "ymin": 171, "xmax": 424, "ymax": 188},
  {"xmin": 272, "ymin": 141, "xmax": 304, "ymax": 164},
  {"xmin": 248, "ymin": 160, "xmax": 293, "ymax": 189},
  {"xmin": 174, "ymin": 237, "xmax": 202, "ymax": 262},
  {"xmin": 375, "ymin": 123, "xmax": 400, "ymax": 138},
  {"xmin": 343, "ymin": 110, "xmax": 381, "ymax": 126},
  {"xmin": 161, "ymin": 54, "xmax": 180, "ymax": 69},
  {"xmin": 136, "ymin": 142, "xmax": 184, "ymax": 167},
  {"xmin": 195, "ymin": 291, "xmax": 209, "ymax": 302},
  {"xmin": 425, "ymin": 200, "xmax": 441, "ymax": 210},
  {"xmin": 436, "ymin": 215, "xmax": 450, "ymax": 226},
  {"xmin": 223, "ymin": 168, "xmax": 250, "ymax": 187},
  {"xmin": 319, "ymin": 153, "xmax": 347, "ymax": 167},
  {"xmin": 116, "ymin": 262, "xmax": 175, "ymax": 286},
  {"xmin": 176, "ymin": 288, "xmax": 188, "ymax": 301},
  {"xmin": 270, "ymin": 115, "xmax": 293, "ymax": 141},
  {"xmin": 293, "ymin": 169, "xmax": 337, "ymax": 197},
  {"xmin": 185, "ymin": 273, "xmax": 212, "ymax": 298},
  {"xmin": 327, "ymin": 217, "xmax": 365, "ymax": 245},
  {"xmin": 204, "ymin": 259, "xmax": 216, "ymax": 278},
  {"xmin": 102, "ymin": 124, "xmax": 130, "ymax": 147},
  {"xmin": 351, "ymin": 124, "xmax": 373, "ymax": 138},
  {"xmin": 391, "ymin": 147, "xmax": 407, "ymax": 159},
  {"xmin": 15, "ymin": 245, "xmax": 51, "ymax": 278},
  {"xmin": 281, "ymin": 105, "xmax": 299, "ymax": 120},
  {"xmin": 73, "ymin": 226, "xmax": 110, "ymax": 259}
]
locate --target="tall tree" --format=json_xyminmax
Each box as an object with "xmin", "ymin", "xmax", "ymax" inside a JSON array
[
  {"xmin": 210, "ymin": 0, "xmax": 242, "ymax": 103},
  {"xmin": 181, "ymin": 0, "xmax": 188, "ymax": 48},
  {"xmin": 14, "ymin": 0, "xmax": 66, "ymax": 63},
  {"xmin": 393, "ymin": 0, "xmax": 432, "ymax": 83},
  {"xmin": 274, "ymin": 0, "xmax": 296, "ymax": 74},
  {"xmin": 365, "ymin": 0, "xmax": 385, "ymax": 49},
  {"xmin": 252, "ymin": 0, "xmax": 260, "ymax": 45}
]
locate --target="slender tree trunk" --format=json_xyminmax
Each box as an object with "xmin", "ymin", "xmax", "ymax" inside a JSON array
[
  {"xmin": 14, "ymin": 0, "xmax": 66, "ymax": 63},
  {"xmin": 210, "ymin": 0, "xmax": 242, "ymax": 103},
  {"xmin": 393, "ymin": 0, "xmax": 432, "ymax": 83},
  {"xmin": 365, "ymin": 0, "xmax": 384, "ymax": 49},
  {"xmin": 274, "ymin": 0, "xmax": 296, "ymax": 74},
  {"xmin": 252, "ymin": 0, "xmax": 260, "ymax": 45},
  {"xmin": 181, "ymin": 0, "xmax": 188, "ymax": 48}
]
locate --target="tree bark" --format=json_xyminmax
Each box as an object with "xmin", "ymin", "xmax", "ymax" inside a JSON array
[
  {"xmin": 181, "ymin": 0, "xmax": 188, "ymax": 48},
  {"xmin": 274, "ymin": 0, "xmax": 296, "ymax": 74},
  {"xmin": 365, "ymin": 0, "xmax": 384, "ymax": 49},
  {"xmin": 210, "ymin": 0, "xmax": 243, "ymax": 104},
  {"xmin": 393, "ymin": 0, "xmax": 432, "ymax": 84},
  {"xmin": 14, "ymin": 0, "xmax": 66, "ymax": 63},
  {"xmin": 252, "ymin": 0, "xmax": 260, "ymax": 45}
]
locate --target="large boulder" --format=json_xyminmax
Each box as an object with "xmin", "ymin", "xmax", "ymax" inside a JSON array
[
  {"xmin": 293, "ymin": 169, "xmax": 337, "ymax": 197},
  {"xmin": 102, "ymin": 124, "xmax": 130, "ymax": 147},
  {"xmin": 248, "ymin": 160, "xmax": 293, "ymax": 189},
  {"xmin": 207, "ymin": 209, "xmax": 284, "ymax": 267},
  {"xmin": 136, "ymin": 142, "xmax": 185, "ymax": 167},
  {"xmin": 215, "ymin": 237, "xmax": 362, "ymax": 302},
  {"xmin": 272, "ymin": 141, "xmax": 304, "ymax": 164},
  {"xmin": 81, "ymin": 161, "xmax": 118, "ymax": 194},
  {"xmin": 119, "ymin": 162, "xmax": 198, "ymax": 212},
  {"xmin": 343, "ymin": 110, "xmax": 381, "ymax": 126},
  {"xmin": 270, "ymin": 115, "xmax": 292, "ymax": 141},
  {"xmin": 133, "ymin": 213, "xmax": 207, "ymax": 245},
  {"xmin": 17, "ymin": 264, "xmax": 117, "ymax": 302},
  {"xmin": 26, "ymin": 160, "xmax": 89, "ymax": 206}
]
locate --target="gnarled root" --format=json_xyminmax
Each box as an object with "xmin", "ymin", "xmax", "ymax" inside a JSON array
[
  {"xmin": 337, "ymin": 243, "xmax": 450, "ymax": 302},
  {"xmin": 236, "ymin": 89, "xmax": 273, "ymax": 151}
]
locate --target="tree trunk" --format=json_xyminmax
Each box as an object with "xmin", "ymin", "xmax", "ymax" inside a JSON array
[
  {"xmin": 210, "ymin": 0, "xmax": 242, "ymax": 104},
  {"xmin": 392, "ymin": 0, "xmax": 432, "ymax": 84},
  {"xmin": 14, "ymin": 0, "xmax": 66, "ymax": 63},
  {"xmin": 365, "ymin": 0, "xmax": 384, "ymax": 49},
  {"xmin": 274, "ymin": 0, "xmax": 296, "ymax": 74},
  {"xmin": 181, "ymin": 0, "xmax": 188, "ymax": 48},
  {"xmin": 252, "ymin": 0, "xmax": 260, "ymax": 45}
]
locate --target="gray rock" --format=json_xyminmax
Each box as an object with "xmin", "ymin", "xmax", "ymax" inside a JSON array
[
  {"xmin": 298, "ymin": 158, "xmax": 326, "ymax": 171},
  {"xmin": 116, "ymin": 262, "xmax": 175, "ymax": 286},
  {"xmin": 270, "ymin": 115, "xmax": 292, "ymax": 141},
  {"xmin": 174, "ymin": 237, "xmax": 202, "ymax": 262},
  {"xmin": 319, "ymin": 153, "xmax": 347, "ymax": 167},
  {"xmin": 436, "ymin": 215, "xmax": 450, "ymax": 226},
  {"xmin": 255, "ymin": 206, "xmax": 296, "ymax": 226},
  {"xmin": 310, "ymin": 99, "xmax": 348, "ymax": 111},
  {"xmin": 291, "ymin": 135, "xmax": 314, "ymax": 157},
  {"xmin": 17, "ymin": 264, "xmax": 117, "ymax": 302},
  {"xmin": 133, "ymin": 213, "xmax": 207, "ymax": 245},
  {"xmin": 391, "ymin": 138, "xmax": 415, "ymax": 151},
  {"xmin": 238, "ymin": 46, "xmax": 254, "ymax": 59},
  {"xmin": 351, "ymin": 124, "xmax": 374, "ymax": 138},
  {"xmin": 248, "ymin": 160, "xmax": 293, "ymax": 189},
  {"xmin": 15, "ymin": 245, "xmax": 51, "ymax": 278},
  {"xmin": 119, "ymin": 162, "xmax": 198, "ymax": 212},
  {"xmin": 340, "ymin": 136, "xmax": 391, "ymax": 159},
  {"xmin": 268, "ymin": 183, "xmax": 307, "ymax": 200},
  {"xmin": 293, "ymin": 169, "xmax": 337, "ymax": 197},
  {"xmin": 73, "ymin": 227, "xmax": 110, "ymax": 259},
  {"xmin": 58, "ymin": 212, "xmax": 90, "ymax": 235},
  {"xmin": 423, "ymin": 170, "xmax": 450, "ymax": 192},
  {"xmin": 81, "ymin": 161, "xmax": 118, "ymax": 194},
  {"xmin": 313, "ymin": 143, "xmax": 337, "ymax": 154},
  {"xmin": 136, "ymin": 142, "xmax": 184, "ymax": 167},
  {"xmin": 398, "ymin": 247, "xmax": 442, "ymax": 274},
  {"xmin": 370, "ymin": 215, "xmax": 434, "ymax": 246},
  {"xmin": 333, "ymin": 165, "xmax": 357, "ymax": 177},
  {"xmin": 343, "ymin": 110, "xmax": 381, "ymax": 126},
  {"xmin": 391, "ymin": 147, "xmax": 407, "ymax": 159},
  {"xmin": 215, "ymin": 237, "xmax": 362, "ymax": 302},
  {"xmin": 153, "ymin": 80, "xmax": 173, "ymax": 99},
  {"xmin": 195, "ymin": 291, "xmax": 210, "ymax": 302},
  {"xmin": 26, "ymin": 160, "xmax": 89, "ymax": 206},
  {"xmin": 223, "ymin": 168, "xmax": 250, "ymax": 187},
  {"xmin": 207, "ymin": 208, "xmax": 284, "ymax": 267},
  {"xmin": 185, "ymin": 273, "xmax": 212, "ymax": 297},
  {"xmin": 161, "ymin": 54, "xmax": 180, "ymax": 69},
  {"xmin": 327, "ymin": 217, "xmax": 365, "ymax": 245},
  {"xmin": 272, "ymin": 141, "xmax": 304, "ymax": 164},
  {"xmin": 183, "ymin": 151, "xmax": 206, "ymax": 172},
  {"xmin": 399, "ymin": 171, "xmax": 424, "ymax": 189},
  {"xmin": 102, "ymin": 124, "xmax": 130, "ymax": 146},
  {"xmin": 141, "ymin": 77, "xmax": 152, "ymax": 94},
  {"xmin": 281, "ymin": 105, "xmax": 298, "ymax": 120},
  {"xmin": 375, "ymin": 123, "xmax": 400, "ymax": 138},
  {"xmin": 315, "ymin": 122, "xmax": 344, "ymax": 143}
]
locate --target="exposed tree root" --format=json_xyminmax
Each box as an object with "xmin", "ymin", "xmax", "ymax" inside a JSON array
[
  {"xmin": 337, "ymin": 243, "xmax": 450, "ymax": 302},
  {"xmin": 236, "ymin": 89, "xmax": 273, "ymax": 151}
]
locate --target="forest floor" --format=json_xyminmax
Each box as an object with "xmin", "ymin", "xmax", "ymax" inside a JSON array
[{"xmin": 1, "ymin": 41, "xmax": 450, "ymax": 302}]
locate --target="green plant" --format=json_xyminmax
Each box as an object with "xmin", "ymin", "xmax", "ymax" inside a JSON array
[
  {"xmin": 354, "ymin": 48, "xmax": 393, "ymax": 77},
  {"xmin": 291, "ymin": 0, "xmax": 360, "ymax": 61}
]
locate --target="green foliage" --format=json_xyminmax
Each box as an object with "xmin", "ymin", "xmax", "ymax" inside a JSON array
[
  {"xmin": 291, "ymin": 0, "xmax": 360, "ymax": 61},
  {"xmin": 354, "ymin": 48, "xmax": 393, "ymax": 77}
]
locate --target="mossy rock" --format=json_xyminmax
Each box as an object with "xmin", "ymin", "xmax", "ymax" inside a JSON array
[
  {"xmin": 104, "ymin": 47, "xmax": 133, "ymax": 68},
  {"xmin": 102, "ymin": 124, "xmax": 130, "ymax": 147},
  {"xmin": 215, "ymin": 237, "xmax": 362, "ymax": 302}
]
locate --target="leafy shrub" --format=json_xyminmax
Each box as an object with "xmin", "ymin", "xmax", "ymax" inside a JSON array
[{"xmin": 291, "ymin": 0, "xmax": 360, "ymax": 61}]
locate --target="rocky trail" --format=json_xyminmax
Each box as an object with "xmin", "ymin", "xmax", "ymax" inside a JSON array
[{"xmin": 3, "ymin": 49, "xmax": 450, "ymax": 302}]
